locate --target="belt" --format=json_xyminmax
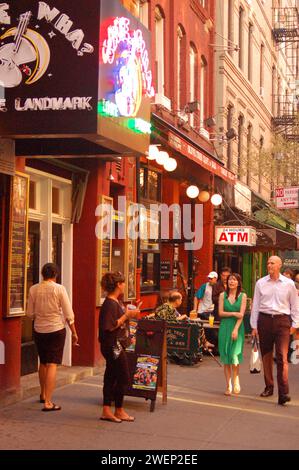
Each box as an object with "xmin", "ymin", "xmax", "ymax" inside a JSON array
[{"xmin": 259, "ymin": 312, "xmax": 287, "ymax": 318}]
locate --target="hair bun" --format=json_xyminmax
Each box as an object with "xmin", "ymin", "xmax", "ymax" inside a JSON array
[{"xmin": 101, "ymin": 271, "xmax": 125, "ymax": 293}]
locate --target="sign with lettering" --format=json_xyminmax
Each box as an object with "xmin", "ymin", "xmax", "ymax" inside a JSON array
[
  {"xmin": 215, "ymin": 226, "xmax": 257, "ymax": 246},
  {"xmin": 281, "ymin": 250, "xmax": 299, "ymax": 270},
  {"xmin": 98, "ymin": 0, "xmax": 153, "ymax": 154},
  {"xmin": 0, "ymin": 1, "xmax": 99, "ymax": 135},
  {"xmin": 160, "ymin": 261, "xmax": 171, "ymax": 280},
  {"xmin": 276, "ymin": 187, "xmax": 299, "ymax": 209},
  {"xmin": 167, "ymin": 325, "xmax": 191, "ymax": 351},
  {"xmin": 168, "ymin": 131, "xmax": 236, "ymax": 184}
]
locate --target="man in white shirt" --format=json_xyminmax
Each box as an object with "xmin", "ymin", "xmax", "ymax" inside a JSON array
[
  {"xmin": 251, "ymin": 256, "xmax": 299, "ymax": 405},
  {"xmin": 194, "ymin": 272, "xmax": 218, "ymax": 319}
]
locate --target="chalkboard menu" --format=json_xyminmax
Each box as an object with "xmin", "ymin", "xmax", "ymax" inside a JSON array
[
  {"xmin": 7, "ymin": 173, "xmax": 29, "ymax": 316},
  {"xmin": 96, "ymin": 195, "xmax": 113, "ymax": 306},
  {"xmin": 160, "ymin": 260, "xmax": 171, "ymax": 280}
]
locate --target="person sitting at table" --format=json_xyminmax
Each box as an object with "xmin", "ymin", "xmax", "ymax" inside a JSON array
[
  {"xmin": 155, "ymin": 291, "xmax": 214, "ymax": 352},
  {"xmin": 155, "ymin": 291, "xmax": 187, "ymax": 322}
]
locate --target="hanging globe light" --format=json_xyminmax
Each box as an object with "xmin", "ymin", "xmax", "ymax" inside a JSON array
[
  {"xmin": 156, "ymin": 151, "xmax": 169, "ymax": 165},
  {"xmin": 198, "ymin": 190, "xmax": 210, "ymax": 202},
  {"xmin": 147, "ymin": 145, "xmax": 160, "ymax": 160},
  {"xmin": 164, "ymin": 158, "xmax": 177, "ymax": 172},
  {"xmin": 211, "ymin": 193, "xmax": 223, "ymax": 206},
  {"xmin": 186, "ymin": 185, "xmax": 200, "ymax": 199}
]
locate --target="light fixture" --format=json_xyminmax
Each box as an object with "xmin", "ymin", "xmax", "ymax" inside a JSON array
[
  {"xmin": 198, "ymin": 190, "xmax": 210, "ymax": 202},
  {"xmin": 156, "ymin": 150, "xmax": 169, "ymax": 165},
  {"xmin": 108, "ymin": 163, "xmax": 115, "ymax": 181},
  {"xmin": 186, "ymin": 185, "xmax": 200, "ymax": 199},
  {"xmin": 211, "ymin": 193, "xmax": 223, "ymax": 206},
  {"xmin": 147, "ymin": 144, "xmax": 160, "ymax": 160},
  {"xmin": 164, "ymin": 158, "xmax": 177, "ymax": 172}
]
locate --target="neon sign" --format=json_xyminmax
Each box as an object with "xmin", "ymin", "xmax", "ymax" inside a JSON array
[
  {"xmin": 101, "ymin": 16, "xmax": 154, "ymax": 118},
  {"xmin": 98, "ymin": 99, "xmax": 151, "ymax": 135}
]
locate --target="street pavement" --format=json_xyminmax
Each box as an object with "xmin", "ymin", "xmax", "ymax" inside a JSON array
[{"xmin": 0, "ymin": 341, "xmax": 299, "ymax": 451}]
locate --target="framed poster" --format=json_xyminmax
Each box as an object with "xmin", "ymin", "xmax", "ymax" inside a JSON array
[
  {"xmin": 96, "ymin": 195, "xmax": 113, "ymax": 306},
  {"xmin": 125, "ymin": 201, "xmax": 137, "ymax": 301},
  {"xmin": 6, "ymin": 172, "xmax": 29, "ymax": 316}
]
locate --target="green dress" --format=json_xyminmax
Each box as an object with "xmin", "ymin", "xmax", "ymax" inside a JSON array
[{"xmin": 219, "ymin": 292, "xmax": 245, "ymax": 365}]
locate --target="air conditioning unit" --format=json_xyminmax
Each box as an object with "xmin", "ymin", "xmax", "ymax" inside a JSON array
[
  {"xmin": 154, "ymin": 94, "xmax": 172, "ymax": 111},
  {"xmin": 260, "ymin": 87, "xmax": 265, "ymax": 98}
]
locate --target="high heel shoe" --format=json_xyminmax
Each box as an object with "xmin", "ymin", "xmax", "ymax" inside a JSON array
[
  {"xmin": 225, "ymin": 380, "xmax": 232, "ymax": 396},
  {"xmin": 233, "ymin": 378, "xmax": 241, "ymax": 394}
]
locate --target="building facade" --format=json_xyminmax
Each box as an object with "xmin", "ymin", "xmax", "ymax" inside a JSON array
[
  {"xmin": 214, "ymin": 0, "xmax": 298, "ymax": 297},
  {"xmin": 0, "ymin": 0, "xmax": 152, "ymax": 398},
  {"xmin": 122, "ymin": 1, "xmax": 238, "ymax": 314}
]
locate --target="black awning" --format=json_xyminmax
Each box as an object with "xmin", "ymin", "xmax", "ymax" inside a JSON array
[{"xmin": 223, "ymin": 211, "xmax": 298, "ymax": 251}]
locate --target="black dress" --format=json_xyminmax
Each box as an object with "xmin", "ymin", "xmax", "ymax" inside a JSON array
[{"xmin": 99, "ymin": 297, "xmax": 130, "ymax": 408}]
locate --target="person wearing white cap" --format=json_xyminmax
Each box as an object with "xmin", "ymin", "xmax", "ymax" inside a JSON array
[{"xmin": 194, "ymin": 272, "xmax": 218, "ymax": 319}]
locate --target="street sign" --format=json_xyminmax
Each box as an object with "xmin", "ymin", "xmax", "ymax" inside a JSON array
[
  {"xmin": 276, "ymin": 187, "xmax": 299, "ymax": 209},
  {"xmin": 215, "ymin": 226, "xmax": 257, "ymax": 246}
]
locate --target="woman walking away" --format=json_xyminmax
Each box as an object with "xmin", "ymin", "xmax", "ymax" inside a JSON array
[
  {"xmin": 99, "ymin": 272, "xmax": 139, "ymax": 423},
  {"xmin": 218, "ymin": 274, "xmax": 247, "ymax": 396},
  {"xmin": 27, "ymin": 263, "xmax": 79, "ymax": 411}
]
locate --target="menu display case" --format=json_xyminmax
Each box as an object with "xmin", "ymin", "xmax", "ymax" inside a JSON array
[{"xmin": 6, "ymin": 173, "xmax": 29, "ymax": 317}]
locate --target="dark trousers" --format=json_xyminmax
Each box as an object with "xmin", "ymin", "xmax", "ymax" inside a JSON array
[
  {"xmin": 257, "ymin": 313, "xmax": 291, "ymax": 397},
  {"xmin": 102, "ymin": 348, "xmax": 130, "ymax": 408}
]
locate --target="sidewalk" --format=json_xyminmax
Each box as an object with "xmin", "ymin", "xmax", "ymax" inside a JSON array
[
  {"xmin": 0, "ymin": 342, "xmax": 299, "ymax": 450},
  {"xmin": 0, "ymin": 364, "xmax": 104, "ymax": 408}
]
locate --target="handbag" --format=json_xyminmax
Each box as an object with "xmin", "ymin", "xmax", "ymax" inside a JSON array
[
  {"xmin": 250, "ymin": 337, "xmax": 261, "ymax": 374},
  {"xmin": 112, "ymin": 340, "xmax": 123, "ymax": 360}
]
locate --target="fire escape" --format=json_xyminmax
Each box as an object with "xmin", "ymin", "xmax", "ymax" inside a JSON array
[{"xmin": 272, "ymin": 6, "xmax": 299, "ymax": 141}]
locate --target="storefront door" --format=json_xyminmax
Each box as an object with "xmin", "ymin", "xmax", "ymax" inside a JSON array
[
  {"xmin": 20, "ymin": 167, "xmax": 73, "ymax": 375},
  {"xmin": 21, "ymin": 221, "xmax": 40, "ymax": 376},
  {"xmin": 52, "ymin": 224, "xmax": 62, "ymax": 284}
]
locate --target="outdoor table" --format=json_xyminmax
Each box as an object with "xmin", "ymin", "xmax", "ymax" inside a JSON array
[{"xmin": 190, "ymin": 319, "xmax": 220, "ymax": 354}]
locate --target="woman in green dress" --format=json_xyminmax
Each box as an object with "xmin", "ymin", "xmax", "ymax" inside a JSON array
[{"xmin": 218, "ymin": 273, "xmax": 247, "ymax": 396}]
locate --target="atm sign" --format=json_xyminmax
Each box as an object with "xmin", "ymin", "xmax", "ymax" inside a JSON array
[{"xmin": 215, "ymin": 226, "xmax": 257, "ymax": 246}]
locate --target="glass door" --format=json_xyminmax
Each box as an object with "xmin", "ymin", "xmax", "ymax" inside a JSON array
[
  {"xmin": 21, "ymin": 221, "xmax": 40, "ymax": 376},
  {"xmin": 52, "ymin": 223, "xmax": 62, "ymax": 284}
]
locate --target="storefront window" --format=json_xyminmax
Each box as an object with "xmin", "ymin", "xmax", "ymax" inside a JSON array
[
  {"xmin": 139, "ymin": 167, "xmax": 161, "ymax": 292},
  {"xmin": 140, "ymin": 167, "xmax": 146, "ymax": 198},
  {"xmin": 140, "ymin": 167, "xmax": 161, "ymax": 202},
  {"xmin": 29, "ymin": 181, "xmax": 36, "ymax": 210},
  {"xmin": 141, "ymin": 252, "xmax": 160, "ymax": 291},
  {"xmin": 52, "ymin": 187, "xmax": 60, "ymax": 214},
  {"xmin": 148, "ymin": 170, "xmax": 160, "ymax": 201}
]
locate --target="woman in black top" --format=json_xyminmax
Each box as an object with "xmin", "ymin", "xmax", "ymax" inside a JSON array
[{"xmin": 99, "ymin": 272, "xmax": 139, "ymax": 423}]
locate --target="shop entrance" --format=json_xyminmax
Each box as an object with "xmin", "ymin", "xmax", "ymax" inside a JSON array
[
  {"xmin": 21, "ymin": 221, "xmax": 40, "ymax": 376},
  {"xmin": 21, "ymin": 168, "xmax": 72, "ymax": 376},
  {"xmin": 52, "ymin": 223, "xmax": 62, "ymax": 284}
]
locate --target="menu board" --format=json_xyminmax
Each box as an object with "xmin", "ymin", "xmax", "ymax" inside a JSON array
[
  {"xmin": 160, "ymin": 261, "xmax": 171, "ymax": 280},
  {"xmin": 96, "ymin": 195, "xmax": 113, "ymax": 306},
  {"xmin": 7, "ymin": 173, "xmax": 29, "ymax": 316}
]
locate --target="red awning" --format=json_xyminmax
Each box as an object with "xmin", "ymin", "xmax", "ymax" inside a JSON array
[{"xmin": 168, "ymin": 131, "xmax": 236, "ymax": 185}]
